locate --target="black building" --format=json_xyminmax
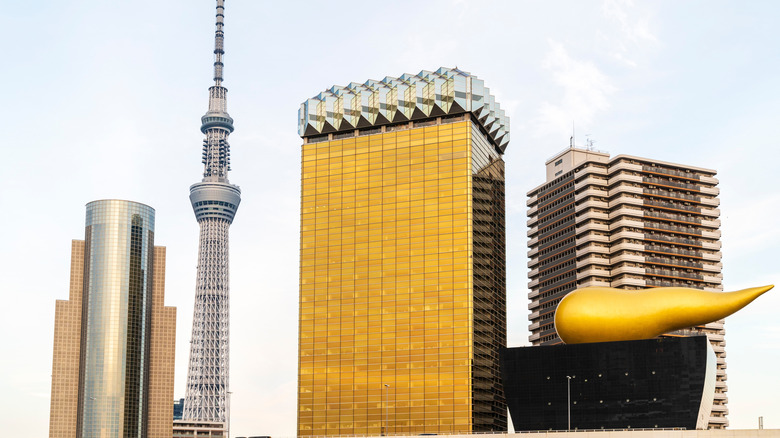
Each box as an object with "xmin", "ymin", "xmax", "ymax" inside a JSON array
[{"xmin": 501, "ymin": 336, "xmax": 716, "ymax": 431}]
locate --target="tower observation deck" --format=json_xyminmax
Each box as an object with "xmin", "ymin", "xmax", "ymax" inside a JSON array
[{"xmin": 183, "ymin": 0, "xmax": 240, "ymax": 424}]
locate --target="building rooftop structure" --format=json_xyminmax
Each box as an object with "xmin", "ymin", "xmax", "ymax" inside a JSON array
[{"xmin": 298, "ymin": 67, "xmax": 509, "ymax": 152}]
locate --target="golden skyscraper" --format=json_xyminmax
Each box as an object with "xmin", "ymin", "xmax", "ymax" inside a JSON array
[
  {"xmin": 297, "ymin": 68, "xmax": 509, "ymax": 436},
  {"xmin": 48, "ymin": 200, "xmax": 176, "ymax": 438}
]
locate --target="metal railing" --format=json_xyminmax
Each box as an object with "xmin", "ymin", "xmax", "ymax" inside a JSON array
[
  {"xmin": 644, "ymin": 210, "xmax": 701, "ymax": 224},
  {"xmin": 644, "ymin": 199, "xmax": 701, "ymax": 213},
  {"xmin": 642, "ymin": 176, "xmax": 700, "ymax": 191},
  {"xmin": 643, "ymin": 165, "xmax": 700, "ymax": 180},
  {"xmin": 644, "ymin": 233, "xmax": 701, "ymax": 247},
  {"xmin": 644, "ymin": 245, "xmax": 702, "ymax": 258}
]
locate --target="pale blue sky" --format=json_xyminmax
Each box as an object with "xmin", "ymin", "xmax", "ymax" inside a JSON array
[{"xmin": 2, "ymin": 1, "xmax": 779, "ymax": 436}]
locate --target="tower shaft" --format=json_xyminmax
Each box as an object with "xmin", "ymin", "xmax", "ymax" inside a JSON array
[{"xmin": 183, "ymin": 0, "xmax": 240, "ymax": 424}]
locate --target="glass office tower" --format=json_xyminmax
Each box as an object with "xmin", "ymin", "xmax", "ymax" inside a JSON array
[
  {"xmin": 49, "ymin": 200, "xmax": 177, "ymax": 438},
  {"xmin": 297, "ymin": 68, "xmax": 509, "ymax": 436}
]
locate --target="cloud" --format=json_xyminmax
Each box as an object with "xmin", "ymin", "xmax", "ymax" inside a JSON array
[
  {"xmin": 533, "ymin": 41, "xmax": 617, "ymax": 138},
  {"xmin": 601, "ymin": 0, "xmax": 658, "ymax": 66}
]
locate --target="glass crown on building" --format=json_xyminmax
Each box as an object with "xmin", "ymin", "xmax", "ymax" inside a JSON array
[{"xmin": 298, "ymin": 67, "xmax": 510, "ymax": 152}]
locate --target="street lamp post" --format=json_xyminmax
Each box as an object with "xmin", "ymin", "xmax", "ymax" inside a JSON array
[
  {"xmin": 383, "ymin": 384, "xmax": 390, "ymax": 436},
  {"xmin": 566, "ymin": 376, "xmax": 572, "ymax": 431},
  {"xmin": 227, "ymin": 391, "xmax": 233, "ymax": 438}
]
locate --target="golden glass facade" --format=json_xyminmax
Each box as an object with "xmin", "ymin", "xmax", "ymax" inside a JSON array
[{"xmin": 298, "ymin": 118, "xmax": 506, "ymax": 436}]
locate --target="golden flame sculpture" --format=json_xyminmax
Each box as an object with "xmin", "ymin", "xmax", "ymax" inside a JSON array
[{"xmin": 554, "ymin": 285, "xmax": 773, "ymax": 344}]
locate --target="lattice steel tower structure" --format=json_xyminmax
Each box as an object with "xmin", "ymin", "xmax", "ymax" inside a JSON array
[{"xmin": 183, "ymin": 0, "xmax": 241, "ymax": 424}]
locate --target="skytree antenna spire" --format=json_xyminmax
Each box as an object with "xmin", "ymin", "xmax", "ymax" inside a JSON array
[{"xmin": 183, "ymin": 0, "xmax": 240, "ymax": 425}]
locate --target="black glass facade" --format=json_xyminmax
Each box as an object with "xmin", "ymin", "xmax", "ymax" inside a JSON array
[{"xmin": 500, "ymin": 336, "xmax": 716, "ymax": 431}]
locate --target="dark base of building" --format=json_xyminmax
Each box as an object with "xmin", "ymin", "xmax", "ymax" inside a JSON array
[{"xmin": 500, "ymin": 336, "xmax": 715, "ymax": 431}]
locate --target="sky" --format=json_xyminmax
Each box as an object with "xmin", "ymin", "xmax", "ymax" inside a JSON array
[{"xmin": 2, "ymin": 0, "xmax": 780, "ymax": 436}]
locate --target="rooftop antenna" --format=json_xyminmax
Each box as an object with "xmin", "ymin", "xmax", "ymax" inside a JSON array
[
  {"xmin": 570, "ymin": 121, "xmax": 575, "ymax": 148},
  {"xmin": 585, "ymin": 135, "xmax": 595, "ymax": 151}
]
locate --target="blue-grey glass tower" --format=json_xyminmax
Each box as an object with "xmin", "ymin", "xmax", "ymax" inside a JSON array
[
  {"xmin": 182, "ymin": 0, "xmax": 241, "ymax": 424},
  {"xmin": 78, "ymin": 200, "xmax": 156, "ymax": 438}
]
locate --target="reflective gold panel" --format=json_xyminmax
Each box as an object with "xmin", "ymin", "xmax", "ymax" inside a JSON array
[{"xmin": 298, "ymin": 118, "xmax": 506, "ymax": 436}]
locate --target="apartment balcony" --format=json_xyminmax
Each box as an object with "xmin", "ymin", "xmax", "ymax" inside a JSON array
[
  {"xmin": 644, "ymin": 198, "xmax": 701, "ymax": 214},
  {"xmin": 609, "ymin": 241, "xmax": 644, "ymax": 253},
  {"xmin": 576, "ymin": 255, "xmax": 611, "ymax": 268},
  {"xmin": 645, "ymin": 256, "xmax": 704, "ymax": 270},
  {"xmin": 528, "ymin": 247, "xmax": 538, "ymax": 258},
  {"xmin": 701, "ymin": 229, "xmax": 722, "ymax": 239},
  {"xmin": 580, "ymin": 164, "xmax": 608, "ymax": 175},
  {"xmin": 527, "ymin": 226, "xmax": 539, "ymax": 238},
  {"xmin": 578, "ymin": 278, "xmax": 611, "ymax": 288},
  {"xmin": 701, "ymin": 207, "xmax": 721, "ymax": 217},
  {"xmin": 703, "ymin": 273, "xmax": 724, "ymax": 283},
  {"xmin": 610, "ymin": 229, "xmax": 644, "ymax": 242},
  {"xmin": 576, "ymin": 245, "xmax": 610, "ymax": 257},
  {"xmin": 528, "ymin": 278, "xmax": 539, "ymax": 288},
  {"xmin": 701, "ymin": 251, "xmax": 722, "ymax": 261},
  {"xmin": 701, "ymin": 218, "xmax": 721, "ymax": 229},
  {"xmin": 704, "ymin": 321, "xmax": 725, "ymax": 331},
  {"xmin": 574, "ymin": 175, "xmax": 608, "ymax": 190},
  {"xmin": 711, "ymin": 403, "xmax": 729, "ymax": 413},
  {"xmin": 528, "ymin": 236, "xmax": 538, "ymax": 247},
  {"xmin": 608, "ymin": 206, "xmax": 645, "ymax": 221},
  {"xmin": 574, "ymin": 188, "xmax": 609, "ymax": 202},
  {"xmin": 529, "ymin": 268, "xmax": 539, "ymax": 278},
  {"xmin": 609, "ymin": 184, "xmax": 644, "ymax": 197},
  {"xmin": 642, "ymin": 165, "xmax": 701, "ymax": 181},
  {"xmin": 529, "ymin": 310, "xmax": 540, "ymax": 320},
  {"xmin": 644, "ymin": 245, "xmax": 703, "ymax": 258},
  {"xmin": 575, "ymin": 199, "xmax": 608, "ymax": 213},
  {"xmin": 609, "ymin": 253, "xmax": 645, "ymax": 264},
  {"xmin": 645, "ymin": 233, "xmax": 702, "ymax": 247},
  {"xmin": 608, "ymin": 217, "xmax": 644, "ymax": 232},
  {"xmin": 713, "ymin": 392, "xmax": 728, "ymax": 401},
  {"xmin": 707, "ymin": 332, "xmax": 726, "ymax": 343},
  {"xmin": 528, "ymin": 300, "xmax": 540, "ymax": 310},
  {"xmin": 609, "ymin": 194, "xmax": 644, "ymax": 208},
  {"xmin": 700, "ymin": 196, "xmax": 721, "ymax": 207},
  {"xmin": 642, "ymin": 176, "xmax": 702, "ymax": 191},
  {"xmin": 577, "ymin": 233, "xmax": 610, "ymax": 245},
  {"xmin": 527, "ymin": 193, "xmax": 538, "ymax": 206},
  {"xmin": 608, "ymin": 161, "xmax": 642, "ymax": 174},
  {"xmin": 702, "ymin": 262, "xmax": 723, "ymax": 273},
  {"xmin": 700, "ymin": 174, "xmax": 719, "ymax": 185},
  {"xmin": 643, "ymin": 221, "xmax": 701, "ymax": 236},
  {"xmin": 709, "ymin": 415, "xmax": 729, "ymax": 426},
  {"xmin": 575, "ymin": 221, "xmax": 609, "ymax": 234},
  {"xmin": 529, "ymin": 332, "xmax": 541, "ymax": 342},
  {"xmin": 528, "ymin": 321, "xmax": 540, "ymax": 331},
  {"xmin": 528, "ymin": 289, "xmax": 540, "ymax": 299},
  {"xmin": 701, "ymin": 240, "xmax": 722, "ymax": 250},
  {"xmin": 700, "ymin": 185, "xmax": 720, "ymax": 196},
  {"xmin": 644, "ymin": 209, "xmax": 701, "ymax": 225},
  {"xmin": 646, "ymin": 268, "xmax": 704, "ymax": 281},
  {"xmin": 607, "ymin": 172, "xmax": 643, "ymax": 186},
  {"xmin": 576, "ymin": 267, "xmax": 612, "ymax": 280},
  {"xmin": 575, "ymin": 209, "xmax": 609, "ymax": 221},
  {"xmin": 527, "ymin": 205, "xmax": 538, "ymax": 216},
  {"xmin": 610, "ymin": 265, "xmax": 645, "ymax": 276},
  {"xmin": 611, "ymin": 276, "xmax": 646, "ymax": 288}
]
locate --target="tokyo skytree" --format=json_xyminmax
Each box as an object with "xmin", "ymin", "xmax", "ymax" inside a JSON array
[{"xmin": 183, "ymin": 0, "xmax": 240, "ymax": 424}]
